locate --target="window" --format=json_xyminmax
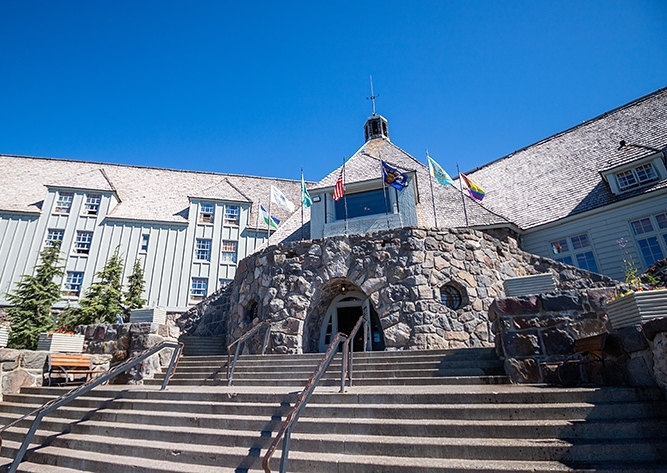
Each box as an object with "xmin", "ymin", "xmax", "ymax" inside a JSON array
[
  {"xmin": 440, "ymin": 285, "xmax": 463, "ymax": 310},
  {"xmin": 140, "ymin": 234, "xmax": 150, "ymax": 253},
  {"xmin": 550, "ymin": 232, "xmax": 599, "ymax": 273},
  {"xmin": 219, "ymin": 278, "xmax": 232, "ymax": 288},
  {"xmin": 615, "ymin": 163, "xmax": 658, "ymax": 191},
  {"xmin": 630, "ymin": 213, "xmax": 667, "ymax": 268},
  {"xmin": 55, "ymin": 192, "xmax": 74, "ymax": 213},
  {"xmin": 84, "ymin": 194, "xmax": 101, "ymax": 215},
  {"xmin": 195, "ymin": 239, "xmax": 211, "ymax": 261},
  {"xmin": 191, "ymin": 278, "xmax": 208, "ymax": 297},
  {"xmin": 63, "ymin": 271, "xmax": 84, "ymax": 297},
  {"xmin": 221, "ymin": 240, "xmax": 237, "ymax": 263},
  {"xmin": 45, "ymin": 229, "xmax": 64, "ymax": 247},
  {"xmin": 73, "ymin": 231, "xmax": 93, "ymax": 255},
  {"xmin": 199, "ymin": 203, "xmax": 215, "ymax": 224},
  {"xmin": 334, "ymin": 188, "xmax": 391, "ymax": 221},
  {"xmin": 224, "ymin": 205, "xmax": 240, "ymax": 225}
]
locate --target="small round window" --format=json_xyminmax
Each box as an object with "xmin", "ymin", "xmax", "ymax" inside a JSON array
[{"xmin": 440, "ymin": 285, "xmax": 463, "ymax": 310}]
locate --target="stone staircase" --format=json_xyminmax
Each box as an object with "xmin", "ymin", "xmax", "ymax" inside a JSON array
[{"xmin": 0, "ymin": 348, "xmax": 666, "ymax": 472}]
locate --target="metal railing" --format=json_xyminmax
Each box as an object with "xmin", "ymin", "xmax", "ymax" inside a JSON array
[
  {"xmin": 344, "ymin": 314, "xmax": 369, "ymax": 387},
  {"xmin": 0, "ymin": 341, "xmax": 183, "ymax": 473},
  {"xmin": 262, "ymin": 331, "xmax": 348, "ymax": 473},
  {"xmin": 227, "ymin": 320, "xmax": 272, "ymax": 386}
]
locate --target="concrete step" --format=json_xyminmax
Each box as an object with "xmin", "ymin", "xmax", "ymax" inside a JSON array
[{"xmin": 2, "ymin": 347, "xmax": 665, "ymax": 472}]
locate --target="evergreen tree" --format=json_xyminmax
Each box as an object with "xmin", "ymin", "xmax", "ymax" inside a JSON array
[
  {"xmin": 123, "ymin": 259, "xmax": 146, "ymax": 319},
  {"xmin": 6, "ymin": 243, "xmax": 64, "ymax": 350},
  {"xmin": 60, "ymin": 247, "xmax": 124, "ymax": 330}
]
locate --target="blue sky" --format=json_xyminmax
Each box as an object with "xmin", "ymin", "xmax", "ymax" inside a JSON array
[{"xmin": 1, "ymin": 1, "xmax": 666, "ymax": 182}]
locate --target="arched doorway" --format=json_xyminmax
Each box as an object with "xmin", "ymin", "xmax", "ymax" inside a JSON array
[{"xmin": 318, "ymin": 291, "xmax": 385, "ymax": 352}]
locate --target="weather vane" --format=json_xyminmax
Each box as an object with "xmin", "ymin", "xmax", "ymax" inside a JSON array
[{"xmin": 366, "ymin": 75, "xmax": 379, "ymax": 116}]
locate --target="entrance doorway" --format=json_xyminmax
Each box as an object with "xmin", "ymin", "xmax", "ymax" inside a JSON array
[{"xmin": 318, "ymin": 292, "xmax": 385, "ymax": 352}]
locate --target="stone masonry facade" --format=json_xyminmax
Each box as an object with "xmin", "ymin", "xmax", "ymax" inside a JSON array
[{"xmin": 201, "ymin": 227, "xmax": 617, "ymax": 354}]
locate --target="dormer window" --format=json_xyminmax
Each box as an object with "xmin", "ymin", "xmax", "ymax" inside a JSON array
[
  {"xmin": 55, "ymin": 192, "xmax": 73, "ymax": 214},
  {"xmin": 603, "ymin": 151, "xmax": 666, "ymax": 195},
  {"xmin": 84, "ymin": 194, "xmax": 101, "ymax": 215},
  {"xmin": 199, "ymin": 202, "xmax": 215, "ymax": 224},
  {"xmin": 615, "ymin": 163, "xmax": 658, "ymax": 191}
]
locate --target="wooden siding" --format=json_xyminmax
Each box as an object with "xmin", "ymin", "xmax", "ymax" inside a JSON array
[{"xmin": 522, "ymin": 191, "xmax": 667, "ymax": 281}]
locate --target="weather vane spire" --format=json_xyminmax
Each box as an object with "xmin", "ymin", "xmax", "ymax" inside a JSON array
[{"xmin": 366, "ymin": 75, "xmax": 378, "ymax": 116}]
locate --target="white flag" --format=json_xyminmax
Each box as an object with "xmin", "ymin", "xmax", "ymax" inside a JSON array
[{"xmin": 270, "ymin": 185, "xmax": 295, "ymax": 212}]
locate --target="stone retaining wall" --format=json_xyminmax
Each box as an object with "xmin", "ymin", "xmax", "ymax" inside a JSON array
[
  {"xmin": 493, "ymin": 289, "xmax": 667, "ymax": 390},
  {"xmin": 212, "ymin": 227, "xmax": 616, "ymax": 354},
  {"xmin": 0, "ymin": 321, "xmax": 180, "ymax": 399}
]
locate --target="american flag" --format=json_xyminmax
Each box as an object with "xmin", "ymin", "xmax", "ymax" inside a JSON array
[{"xmin": 333, "ymin": 170, "xmax": 345, "ymax": 201}]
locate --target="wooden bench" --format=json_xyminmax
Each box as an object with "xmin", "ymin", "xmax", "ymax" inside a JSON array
[
  {"xmin": 44, "ymin": 354, "xmax": 103, "ymax": 386},
  {"xmin": 557, "ymin": 333, "xmax": 608, "ymax": 385}
]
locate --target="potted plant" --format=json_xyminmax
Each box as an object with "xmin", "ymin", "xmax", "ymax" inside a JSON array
[
  {"xmin": 605, "ymin": 239, "xmax": 667, "ymax": 330},
  {"xmin": 37, "ymin": 329, "xmax": 85, "ymax": 353}
]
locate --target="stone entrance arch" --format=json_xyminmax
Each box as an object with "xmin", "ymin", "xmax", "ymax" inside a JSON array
[{"xmin": 318, "ymin": 291, "xmax": 388, "ymax": 352}]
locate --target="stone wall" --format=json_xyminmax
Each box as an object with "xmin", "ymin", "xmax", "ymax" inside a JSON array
[
  {"xmin": 78, "ymin": 321, "xmax": 180, "ymax": 384},
  {"xmin": 188, "ymin": 227, "xmax": 616, "ymax": 354},
  {"xmin": 0, "ymin": 349, "xmax": 110, "ymax": 401},
  {"xmin": 493, "ymin": 289, "xmax": 667, "ymax": 390}
]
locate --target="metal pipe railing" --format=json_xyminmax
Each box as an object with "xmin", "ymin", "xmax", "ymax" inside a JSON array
[
  {"xmin": 262, "ymin": 331, "xmax": 348, "ymax": 473},
  {"xmin": 344, "ymin": 314, "xmax": 369, "ymax": 387},
  {"xmin": 226, "ymin": 320, "xmax": 272, "ymax": 386},
  {"xmin": 1, "ymin": 341, "xmax": 183, "ymax": 473}
]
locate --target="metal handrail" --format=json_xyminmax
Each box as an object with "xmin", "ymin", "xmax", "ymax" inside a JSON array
[
  {"xmin": 344, "ymin": 315, "xmax": 369, "ymax": 387},
  {"xmin": 227, "ymin": 319, "xmax": 272, "ymax": 386},
  {"xmin": 1, "ymin": 341, "xmax": 183, "ymax": 473},
  {"xmin": 262, "ymin": 331, "xmax": 348, "ymax": 473}
]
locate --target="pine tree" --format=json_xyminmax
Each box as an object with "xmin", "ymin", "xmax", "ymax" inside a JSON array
[
  {"xmin": 60, "ymin": 247, "xmax": 124, "ymax": 330},
  {"xmin": 123, "ymin": 259, "xmax": 146, "ymax": 319},
  {"xmin": 6, "ymin": 243, "xmax": 64, "ymax": 350}
]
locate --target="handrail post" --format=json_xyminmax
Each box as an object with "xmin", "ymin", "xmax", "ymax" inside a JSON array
[
  {"xmin": 279, "ymin": 425, "xmax": 293, "ymax": 473},
  {"xmin": 261, "ymin": 323, "xmax": 271, "ymax": 355},
  {"xmin": 228, "ymin": 341, "xmax": 242, "ymax": 386},
  {"xmin": 160, "ymin": 343, "xmax": 183, "ymax": 391},
  {"xmin": 340, "ymin": 340, "xmax": 348, "ymax": 393}
]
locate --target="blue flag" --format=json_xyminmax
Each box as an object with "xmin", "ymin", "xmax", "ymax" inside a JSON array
[{"xmin": 381, "ymin": 161, "xmax": 409, "ymax": 191}]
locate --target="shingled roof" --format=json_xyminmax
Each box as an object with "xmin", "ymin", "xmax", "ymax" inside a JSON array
[
  {"xmin": 313, "ymin": 136, "xmax": 512, "ymax": 230},
  {"xmin": 464, "ymin": 86, "xmax": 667, "ymax": 230},
  {"xmin": 0, "ymin": 155, "xmax": 302, "ymax": 226}
]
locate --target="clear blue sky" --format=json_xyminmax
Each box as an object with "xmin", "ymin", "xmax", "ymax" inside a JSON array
[{"xmin": 1, "ymin": 1, "xmax": 666, "ymax": 182}]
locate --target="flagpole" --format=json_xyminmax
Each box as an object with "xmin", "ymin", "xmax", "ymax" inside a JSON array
[
  {"xmin": 342, "ymin": 157, "xmax": 349, "ymax": 236},
  {"xmin": 267, "ymin": 198, "xmax": 272, "ymax": 244},
  {"xmin": 254, "ymin": 201, "xmax": 260, "ymax": 252},
  {"xmin": 301, "ymin": 168, "xmax": 305, "ymax": 241},
  {"xmin": 380, "ymin": 156, "xmax": 391, "ymax": 231},
  {"xmin": 457, "ymin": 162, "xmax": 469, "ymax": 227},
  {"xmin": 427, "ymin": 150, "xmax": 438, "ymax": 228}
]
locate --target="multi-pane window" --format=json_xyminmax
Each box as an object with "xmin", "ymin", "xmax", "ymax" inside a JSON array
[
  {"xmin": 224, "ymin": 205, "xmax": 240, "ymax": 225},
  {"xmin": 615, "ymin": 163, "xmax": 658, "ymax": 191},
  {"xmin": 140, "ymin": 234, "xmax": 150, "ymax": 252},
  {"xmin": 199, "ymin": 203, "xmax": 215, "ymax": 224},
  {"xmin": 45, "ymin": 229, "xmax": 64, "ymax": 247},
  {"xmin": 195, "ymin": 239, "xmax": 212, "ymax": 261},
  {"xmin": 221, "ymin": 240, "xmax": 237, "ymax": 263},
  {"xmin": 55, "ymin": 192, "xmax": 74, "ymax": 213},
  {"xmin": 191, "ymin": 278, "xmax": 208, "ymax": 297},
  {"xmin": 334, "ymin": 188, "xmax": 391, "ymax": 221},
  {"xmin": 219, "ymin": 278, "xmax": 232, "ymax": 288},
  {"xmin": 630, "ymin": 213, "xmax": 667, "ymax": 268},
  {"xmin": 84, "ymin": 194, "xmax": 101, "ymax": 215},
  {"xmin": 550, "ymin": 232, "xmax": 599, "ymax": 273},
  {"xmin": 63, "ymin": 271, "xmax": 84, "ymax": 297},
  {"xmin": 73, "ymin": 231, "xmax": 93, "ymax": 255}
]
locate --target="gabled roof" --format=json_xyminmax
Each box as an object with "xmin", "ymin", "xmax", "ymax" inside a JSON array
[
  {"xmin": 0, "ymin": 155, "xmax": 302, "ymax": 224},
  {"xmin": 312, "ymin": 136, "xmax": 512, "ymax": 229},
  {"xmin": 48, "ymin": 168, "xmax": 117, "ymax": 193},
  {"xmin": 465, "ymin": 86, "xmax": 667, "ymax": 230}
]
